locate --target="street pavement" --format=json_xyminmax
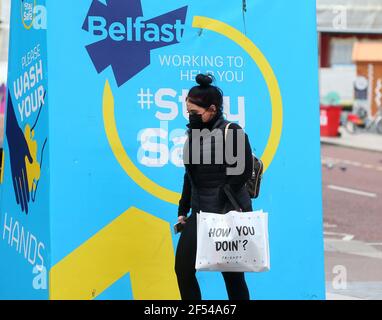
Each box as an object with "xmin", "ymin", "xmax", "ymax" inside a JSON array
[
  {"xmin": 321, "ymin": 127, "xmax": 382, "ymax": 153},
  {"xmin": 321, "ymin": 143, "xmax": 382, "ymax": 300}
]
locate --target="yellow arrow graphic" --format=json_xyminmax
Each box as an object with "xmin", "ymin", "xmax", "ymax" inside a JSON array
[
  {"xmin": 50, "ymin": 207, "xmax": 180, "ymax": 300},
  {"xmin": 103, "ymin": 80, "xmax": 181, "ymax": 205}
]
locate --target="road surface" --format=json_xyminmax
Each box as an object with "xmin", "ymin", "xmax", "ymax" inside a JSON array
[{"xmin": 321, "ymin": 144, "xmax": 382, "ymax": 300}]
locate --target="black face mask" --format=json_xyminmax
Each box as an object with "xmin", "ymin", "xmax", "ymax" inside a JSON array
[{"xmin": 188, "ymin": 113, "xmax": 204, "ymax": 129}]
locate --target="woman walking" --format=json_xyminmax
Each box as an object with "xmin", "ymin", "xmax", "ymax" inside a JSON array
[{"xmin": 175, "ymin": 73, "xmax": 254, "ymax": 300}]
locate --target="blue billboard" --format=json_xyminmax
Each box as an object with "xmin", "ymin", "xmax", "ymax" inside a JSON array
[{"xmin": 0, "ymin": 0, "xmax": 325, "ymax": 300}]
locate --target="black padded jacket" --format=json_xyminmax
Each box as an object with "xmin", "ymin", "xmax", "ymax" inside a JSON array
[{"xmin": 178, "ymin": 113, "xmax": 253, "ymax": 217}]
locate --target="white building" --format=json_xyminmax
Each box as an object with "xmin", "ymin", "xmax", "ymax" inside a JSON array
[{"xmin": 317, "ymin": 0, "xmax": 382, "ymax": 107}]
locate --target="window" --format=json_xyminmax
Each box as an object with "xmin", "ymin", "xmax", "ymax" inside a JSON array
[{"xmin": 330, "ymin": 37, "xmax": 357, "ymax": 67}]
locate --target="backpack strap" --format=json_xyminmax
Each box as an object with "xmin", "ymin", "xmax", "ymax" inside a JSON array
[
  {"xmin": 224, "ymin": 122, "xmax": 231, "ymax": 141},
  {"xmin": 222, "ymin": 121, "xmax": 243, "ymax": 212},
  {"xmin": 223, "ymin": 184, "xmax": 243, "ymax": 212}
]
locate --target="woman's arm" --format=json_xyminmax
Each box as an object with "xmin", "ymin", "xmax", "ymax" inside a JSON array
[{"xmin": 178, "ymin": 171, "xmax": 192, "ymax": 217}]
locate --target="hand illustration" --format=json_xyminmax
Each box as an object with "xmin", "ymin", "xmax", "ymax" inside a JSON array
[{"xmin": 5, "ymin": 90, "xmax": 33, "ymax": 214}]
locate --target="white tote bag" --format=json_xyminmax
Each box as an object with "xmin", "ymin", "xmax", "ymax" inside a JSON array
[{"xmin": 195, "ymin": 210, "xmax": 270, "ymax": 272}]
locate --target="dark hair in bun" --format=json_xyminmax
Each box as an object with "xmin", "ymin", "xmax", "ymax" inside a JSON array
[
  {"xmin": 195, "ymin": 73, "xmax": 213, "ymax": 87},
  {"xmin": 187, "ymin": 73, "xmax": 223, "ymax": 113}
]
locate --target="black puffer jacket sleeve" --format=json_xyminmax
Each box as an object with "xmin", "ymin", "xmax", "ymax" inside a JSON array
[{"xmin": 178, "ymin": 172, "xmax": 191, "ymax": 217}]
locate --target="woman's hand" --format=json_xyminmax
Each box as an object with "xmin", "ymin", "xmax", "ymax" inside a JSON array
[{"xmin": 178, "ymin": 215, "xmax": 187, "ymax": 224}]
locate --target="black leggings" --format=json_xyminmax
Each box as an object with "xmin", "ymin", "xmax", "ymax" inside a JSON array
[{"xmin": 175, "ymin": 212, "xmax": 250, "ymax": 300}]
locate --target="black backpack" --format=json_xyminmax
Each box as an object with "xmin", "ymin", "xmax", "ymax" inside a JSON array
[
  {"xmin": 224, "ymin": 122, "xmax": 263, "ymax": 199},
  {"xmin": 246, "ymin": 153, "xmax": 263, "ymax": 199}
]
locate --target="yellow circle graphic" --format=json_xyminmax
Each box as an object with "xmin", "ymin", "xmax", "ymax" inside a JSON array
[
  {"xmin": 103, "ymin": 16, "xmax": 283, "ymax": 205},
  {"xmin": 21, "ymin": 0, "xmax": 37, "ymax": 30}
]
